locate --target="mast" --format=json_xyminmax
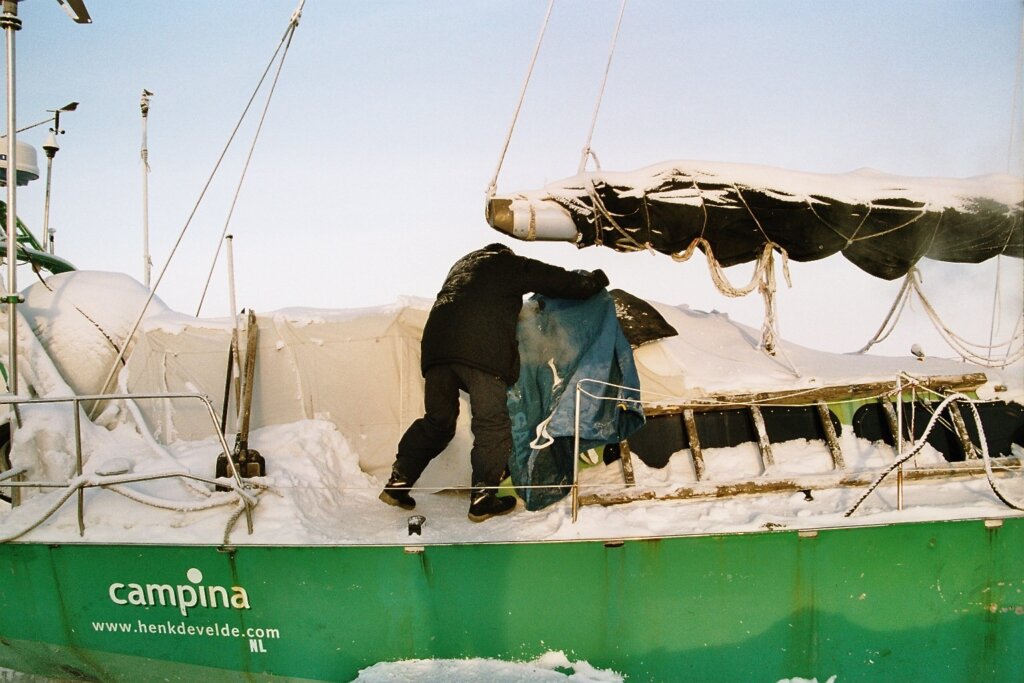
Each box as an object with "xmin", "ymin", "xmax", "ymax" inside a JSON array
[
  {"xmin": 0, "ymin": 0, "xmax": 89, "ymax": 416},
  {"xmin": 41, "ymin": 101, "xmax": 77, "ymax": 255},
  {"xmin": 2, "ymin": 0, "xmax": 21, "ymax": 396},
  {"xmin": 140, "ymin": 89, "xmax": 153, "ymax": 289}
]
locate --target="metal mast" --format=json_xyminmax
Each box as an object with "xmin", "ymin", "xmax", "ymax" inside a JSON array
[
  {"xmin": 41, "ymin": 101, "xmax": 77, "ymax": 254},
  {"xmin": 2, "ymin": 0, "xmax": 22, "ymax": 397},
  {"xmin": 140, "ymin": 89, "xmax": 152, "ymax": 289},
  {"xmin": 1, "ymin": 0, "xmax": 89, "ymax": 398}
]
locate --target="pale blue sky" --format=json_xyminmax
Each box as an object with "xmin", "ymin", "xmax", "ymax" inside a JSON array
[{"xmin": 8, "ymin": 0, "xmax": 1024, "ymax": 358}]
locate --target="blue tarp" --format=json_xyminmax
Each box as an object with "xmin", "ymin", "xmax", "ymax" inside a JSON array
[{"xmin": 507, "ymin": 291, "xmax": 645, "ymax": 511}]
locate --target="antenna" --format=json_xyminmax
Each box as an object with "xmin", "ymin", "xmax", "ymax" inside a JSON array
[
  {"xmin": 140, "ymin": 89, "xmax": 152, "ymax": 288},
  {"xmin": 42, "ymin": 101, "xmax": 78, "ymax": 254}
]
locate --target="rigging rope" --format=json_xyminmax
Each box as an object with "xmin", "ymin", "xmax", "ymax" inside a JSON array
[
  {"xmin": 194, "ymin": 8, "xmax": 302, "ymax": 316},
  {"xmin": 90, "ymin": 3, "xmax": 305, "ymax": 409},
  {"xmin": 486, "ymin": 0, "xmax": 556, "ymax": 200},
  {"xmin": 669, "ymin": 236, "xmax": 796, "ymax": 370},
  {"xmin": 856, "ymin": 270, "xmax": 913, "ymax": 354},
  {"xmin": 857, "ymin": 267, "xmax": 1024, "ymax": 367},
  {"xmin": 577, "ymin": 0, "xmax": 628, "ymax": 174},
  {"xmin": 910, "ymin": 272, "xmax": 1024, "ymax": 366},
  {"xmin": 844, "ymin": 390, "xmax": 1024, "ymax": 517}
]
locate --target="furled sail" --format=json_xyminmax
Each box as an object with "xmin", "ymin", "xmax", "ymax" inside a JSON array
[{"xmin": 486, "ymin": 161, "xmax": 1023, "ymax": 280}]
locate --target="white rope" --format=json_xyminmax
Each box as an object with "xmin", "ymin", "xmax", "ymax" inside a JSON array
[
  {"xmin": 669, "ymin": 236, "xmax": 795, "ymax": 368},
  {"xmin": 0, "ymin": 476, "xmax": 83, "ymax": 543},
  {"xmin": 844, "ymin": 391, "xmax": 1024, "ymax": 517},
  {"xmin": 577, "ymin": 0, "xmax": 628, "ymax": 174},
  {"xmin": 986, "ymin": 256, "xmax": 1002, "ymax": 364},
  {"xmin": 857, "ymin": 268, "xmax": 1024, "ymax": 366},
  {"xmin": 529, "ymin": 413, "xmax": 555, "ymax": 450},
  {"xmin": 856, "ymin": 271, "xmax": 913, "ymax": 353},
  {"xmin": 486, "ymin": 0, "xmax": 556, "ymax": 199},
  {"xmin": 116, "ymin": 381, "xmax": 214, "ymax": 498},
  {"xmin": 584, "ymin": 176, "xmax": 649, "ymax": 251},
  {"xmin": 909, "ymin": 273, "xmax": 1024, "ymax": 366}
]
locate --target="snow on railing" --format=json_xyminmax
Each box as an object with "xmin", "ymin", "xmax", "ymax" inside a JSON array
[{"xmin": 0, "ymin": 392, "xmax": 260, "ymax": 543}]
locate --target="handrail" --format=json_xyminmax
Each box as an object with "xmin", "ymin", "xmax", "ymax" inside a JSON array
[
  {"xmin": 0, "ymin": 466, "xmax": 25, "ymax": 482},
  {"xmin": 0, "ymin": 391, "xmax": 255, "ymax": 536},
  {"xmin": 568, "ymin": 375, "xmax": 1023, "ymax": 518}
]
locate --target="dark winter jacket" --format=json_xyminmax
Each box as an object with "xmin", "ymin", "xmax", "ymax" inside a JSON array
[{"xmin": 420, "ymin": 243, "xmax": 608, "ymax": 385}]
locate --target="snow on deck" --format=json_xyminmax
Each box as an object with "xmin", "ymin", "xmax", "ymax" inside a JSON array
[{"xmin": 0, "ymin": 271, "xmax": 1022, "ymax": 547}]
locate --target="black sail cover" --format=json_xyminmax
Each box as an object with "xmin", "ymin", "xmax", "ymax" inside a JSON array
[{"xmin": 486, "ymin": 161, "xmax": 1023, "ymax": 280}]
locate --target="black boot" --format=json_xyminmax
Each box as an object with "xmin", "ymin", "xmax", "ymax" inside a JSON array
[
  {"xmin": 468, "ymin": 487, "xmax": 516, "ymax": 523},
  {"xmin": 379, "ymin": 468, "xmax": 416, "ymax": 510}
]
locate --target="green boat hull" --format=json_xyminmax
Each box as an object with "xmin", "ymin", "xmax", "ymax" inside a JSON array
[{"xmin": 1, "ymin": 517, "xmax": 1021, "ymax": 682}]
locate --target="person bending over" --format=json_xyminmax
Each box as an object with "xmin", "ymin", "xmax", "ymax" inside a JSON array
[{"xmin": 380, "ymin": 242, "xmax": 608, "ymax": 522}]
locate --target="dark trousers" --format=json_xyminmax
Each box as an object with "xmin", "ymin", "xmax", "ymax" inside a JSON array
[{"xmin": 395, "ymin": 363, "xmax": 512, "ymax": 488}]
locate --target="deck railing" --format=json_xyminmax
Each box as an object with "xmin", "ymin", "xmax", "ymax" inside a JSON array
[
  {"xmin": 571, "ymin": 371, "xmax": 1022, "ymax": 517},
  {"xmin": 0, "ymin": 392, "xmax": 255, "ymax": 537}
]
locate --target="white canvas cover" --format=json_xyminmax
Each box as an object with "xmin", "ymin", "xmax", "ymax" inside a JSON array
[
  {"xmin": 18, "ymin": 273, "xmax": 476, "ymax": 486},
  {"xmin": 123, "ymin": 303, "xmax": 486, "ymax": 487},
  {"xmin": 16, "ymin": 271, "xmax": 1005, "ymax": 493}
]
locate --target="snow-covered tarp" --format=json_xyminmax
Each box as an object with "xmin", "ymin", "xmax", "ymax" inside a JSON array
[{"xmin": 487, "ymin": 161, "xmax": 1024, "ymax": 280}]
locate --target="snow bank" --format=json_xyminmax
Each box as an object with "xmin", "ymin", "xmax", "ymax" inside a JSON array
[{"xmin": 354, "ymin": 651, "xmax": 623, "ymax": 682}]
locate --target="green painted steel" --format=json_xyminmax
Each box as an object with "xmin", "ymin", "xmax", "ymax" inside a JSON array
[
  {"xmin": 0, "ymin": 517, "xmax": 1021, "ymax": 682},
  {"xmin": 0, "ymin": 201, "xmax": 76, "ymax": 274}
]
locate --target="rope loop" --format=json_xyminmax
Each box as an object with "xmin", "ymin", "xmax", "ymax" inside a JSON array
[{"xmin": 858, "ymin": 267, "xmax": 1024, "ymax": 365}]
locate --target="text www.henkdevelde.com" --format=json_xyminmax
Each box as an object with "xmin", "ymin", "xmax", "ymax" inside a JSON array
[
  {"xmin": 92, "ymin": 620, "xmax": 280, "ymax": 642},
  {"xmin": 93, "ymin": 568, "xmax": 281, "ymax": 652}
]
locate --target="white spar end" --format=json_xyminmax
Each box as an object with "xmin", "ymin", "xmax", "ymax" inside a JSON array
[{"xmin": 486, "ymin": 197, "xmax": 578, "ymax": 242}]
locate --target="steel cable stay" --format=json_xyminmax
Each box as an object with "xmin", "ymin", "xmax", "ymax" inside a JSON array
[
  {"xmin": 90, "ymin": 1, "xmax": 306, "ymax": 409},
  {"xmin": 194, "ymin": 2, "xmax": 305, "ymax": 317}
]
